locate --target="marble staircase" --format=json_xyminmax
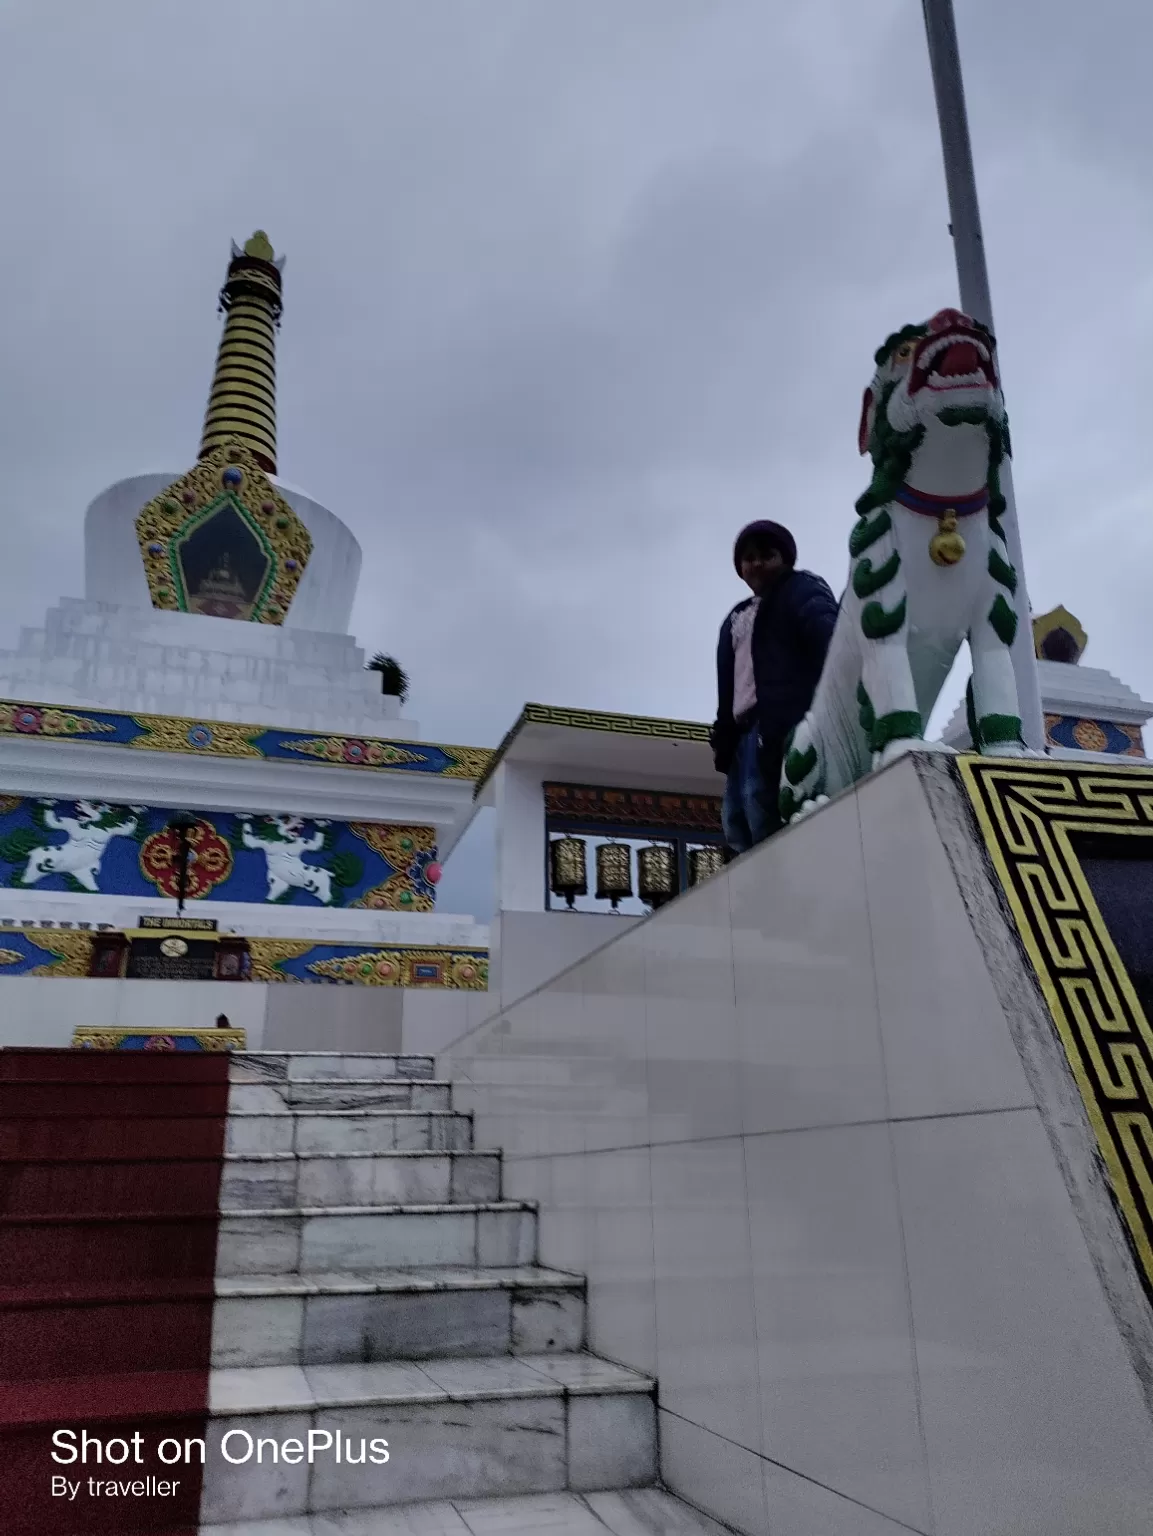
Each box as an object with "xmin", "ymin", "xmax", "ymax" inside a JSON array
[{"xmin": 201, "ymin": 1052, "xmax": 722, "ymax": 1533}]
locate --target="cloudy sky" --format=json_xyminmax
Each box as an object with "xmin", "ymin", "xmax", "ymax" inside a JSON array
[{"xmin": 1, "ymin": 1, "xmax": 1150, "ymax": 919}]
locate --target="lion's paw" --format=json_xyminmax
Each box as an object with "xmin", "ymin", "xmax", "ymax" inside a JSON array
[
  {"xmin": 981, "ymin": 742, "xmax": 1046, "ymax": 759},
  {"xmin": 788, "ymin": 794, "xmax": 829, "ymax": 825},
  {"xmin": 873, "ymin": 737, "xmax": 926, "ymax": 771}
]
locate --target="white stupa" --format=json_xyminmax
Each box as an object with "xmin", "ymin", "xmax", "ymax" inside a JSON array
[
  {"xmin": 0, "ymin": 233, "xmax": 489, "ymax": 957},
  {"xmin": 943, "ymin": 605, "xmax": 1152, "ymax": 760}
]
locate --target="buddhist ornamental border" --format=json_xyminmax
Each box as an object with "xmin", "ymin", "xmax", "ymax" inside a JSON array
[
  {"xmin": 0, "ymin": 699, "xmax": 491, "ymax": 782},
  {"xmin": 958, "ymin": 755, "xmax": 1153, "ymax": 1297}
]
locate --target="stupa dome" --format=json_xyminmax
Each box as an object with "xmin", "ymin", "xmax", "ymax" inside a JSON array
[{"xmin": 83, "ymin": 472, "xmax": 362, "ymax": 635}]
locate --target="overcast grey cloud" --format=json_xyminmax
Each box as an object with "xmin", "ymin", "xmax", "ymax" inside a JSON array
[{"xmin": 2, "ymin": 1, "xmax": 1151, "ymax": 919}]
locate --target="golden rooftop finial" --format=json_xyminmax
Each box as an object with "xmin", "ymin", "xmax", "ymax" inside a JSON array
[
  {"xmin": 244, "ymin": 230, "xmax": 275, "ymax": 261},
  {"xmin": 1033, "ymin": 605, "xmax": 1088, "ymax": 664},
  {"xmin": 198, "ymin": 231, "xmax": 284, "ymax": 475}
]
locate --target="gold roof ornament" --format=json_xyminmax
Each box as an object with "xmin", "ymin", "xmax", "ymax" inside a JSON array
[
  {"xmin": 1033, "ymin": 605, "xmax": 1088, "ymax": 665},
  {"xmin": 199, "ymin": 231, "xmax": 284, "ymax": 474},
  {"xmin": 243, "ymin": 230, "xmax": 276, "ymax": 262}
]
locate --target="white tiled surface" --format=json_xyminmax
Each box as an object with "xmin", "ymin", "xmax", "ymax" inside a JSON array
[
  {"xmin": 658, "ymin": 1413, "xmax": 768, "ymax": 1535},
  {"xmin": 441, "ymin": 761, "xmax": 1153, "ymax": 1536},
  {"xmin": 583, "ymin": 1149, "xmax": 657, "ymax": 1375},
  {"xmin": 894, "ymin": 1107, "xmax": 1153, "ymax": 1535},
  {"xmin": 201, "ymin": 1356, "xmax": 658, "ymax": 1519},
  {"xmin": 643, "ymin": 877, "xmax": 741, "ymax": 1148},
  {"xmin": 856, "ymin": 762, "xmax": 1037, "ymax": 1120},
  {"xmin": 650, "ymin": 1139, "xmax": 761, "ymax": 1454},
  {"xmin": 729, "ymin": 791, "xmax": 889, "ymax": 1139},
  {"xmin": 744, "ymin": 1122, "xmax": 931, "ymax": 1530},
  {"xmin": 201, "ymin": 1487, "xmax": 732, "ymax": 1534}
]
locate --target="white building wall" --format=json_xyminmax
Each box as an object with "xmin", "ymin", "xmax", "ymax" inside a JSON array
[
  {"xmin": 0, "ymin": 976, "xmax": 478, "ymax": 1055},
  {"xmin": 440, "ymin": 755, "xmax": 1153, "ymax": 1536},
  {"xmin": 492, "ymin": 761, "xmax": 548, "ymax": 913}
]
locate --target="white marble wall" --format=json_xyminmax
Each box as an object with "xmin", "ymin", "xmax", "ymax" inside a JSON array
[
  {"xmin": 0, "ymin": 976, "xmax": 272, "ymax": 1048},
  {"xmin": 488, "ymin": 910, "xmax": 643, "ymax": 1015},
  {"xmin": 440, "ymin": 755, "xmax": 1153, "ymax": 1536},
  {"xmin": 0, "ymin": 596, "xmax": 407, "ymax": 734},
  {"xmin": 0, "ymin": 976, "xmax": 480, "ymax": 1055}
]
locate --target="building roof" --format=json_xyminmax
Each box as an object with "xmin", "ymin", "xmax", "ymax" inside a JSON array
[
  {"xmin": 474, "ymin": 704, "xmax": 713, "ymax": 795},
  {"xmin": 441, "ymin": 703, "xmax": 720, "ymax": 858}
]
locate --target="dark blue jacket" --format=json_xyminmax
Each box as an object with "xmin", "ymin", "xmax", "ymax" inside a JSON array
[{"xmin": 711, "ymin": 569, "xmax": 839, "ymax": 772}]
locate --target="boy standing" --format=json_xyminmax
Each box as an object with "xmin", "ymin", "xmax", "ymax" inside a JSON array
[{"xmin": 710, "ymin": 520, "xmax": 838, "ymax": 854}]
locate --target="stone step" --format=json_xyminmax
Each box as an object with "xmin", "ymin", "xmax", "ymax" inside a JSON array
[
  {"xmin": 230, "ymin": 1080, "xmax": 453, "ymax": 1115},
  {"xmin": 200, "ymin": 1488, "xmax": 732, "ymax": 1535},
  {"xmin": 226, "ymin": 1110, "xmax": 474, "ymax": 1156},
  {"xmin": 212, "ymin": 1265, "xmax": 586, "ymax": 1367},
  {"xmin": 217, "ymin": 1202, "xmax": 537, "ymax": 1276},
  {"xmin": 221, "ymin": 1152, "xmax": 502, "ymax": 1212},
  {"xmin": 199, "ymin": 1353, "xmax": 657, "ymax": 1522},
  {"xmin": 232, "ymin": 1053, "xmax": 437, "ymax": 1084}
]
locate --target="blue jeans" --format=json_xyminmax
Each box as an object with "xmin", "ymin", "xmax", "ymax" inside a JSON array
[{"xmin": 722, "ymin": 724, "xmax": 780, "ymax": 854}]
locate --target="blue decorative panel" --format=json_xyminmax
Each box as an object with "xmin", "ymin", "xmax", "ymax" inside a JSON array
[
  {"xmin": 0, "ymin": 699, "xmax": 490, "ymax": 780},
  {"xmin": 1044, "ymin": 715, "xmax": 1145, "ymax": 757},
  {"xmin": 0, "ymin": 797, "xmax": 439, "ymax": 910},
  {"xmin": 0, "ymin": 929, "xmax": 71, "ymax": 976}
]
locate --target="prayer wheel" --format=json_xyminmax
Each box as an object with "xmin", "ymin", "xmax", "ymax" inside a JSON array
[
  {"xmin": 595, "ymin": 841, "xmax": 633, "ymax": 910},
  {"xmin": 549, "ymin": 836, "xmax": 588, "ymax": 909},
  {"xmin": 688, "ymin": 846, "xmax": 724, "ymax": 886},
  {"xmin": 637, "ymin": 843, "xmax": 676, "ymax": 909}
]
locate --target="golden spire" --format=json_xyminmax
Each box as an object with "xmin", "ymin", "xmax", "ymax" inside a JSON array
[{"xmin": 198, "ymin": 231, "xmax": 284, "ymax": 474}]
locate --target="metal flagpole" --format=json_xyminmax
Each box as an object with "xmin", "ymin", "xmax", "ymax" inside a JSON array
[{"xmin": 920, "ymin": 0, "xmax": 1046, "ymax": 750}]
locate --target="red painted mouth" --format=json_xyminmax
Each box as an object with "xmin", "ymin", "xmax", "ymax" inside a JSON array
[{"xmin": 910, "ymin": 319, "xmax": 998, "ymax": 396}]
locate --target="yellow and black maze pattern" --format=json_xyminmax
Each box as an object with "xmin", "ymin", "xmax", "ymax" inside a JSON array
[{"xmin": 960, "ymin": 758, "xmax": 1153, "ymax": 1296}]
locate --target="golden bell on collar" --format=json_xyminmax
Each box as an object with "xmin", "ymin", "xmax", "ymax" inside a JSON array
[{"xmin": 929, "ymin": 509, "xmax": 966, "ymax": 566}]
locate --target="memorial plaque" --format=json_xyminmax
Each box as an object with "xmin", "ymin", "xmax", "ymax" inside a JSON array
[{"xmin": 126, "ymin": 934, "xmax": 219, "ymax": 981}]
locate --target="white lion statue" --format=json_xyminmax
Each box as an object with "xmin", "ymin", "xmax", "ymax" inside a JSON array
[{"xmin": 780, "ymin": 307, "xmax": 1032, "ymax": 822}]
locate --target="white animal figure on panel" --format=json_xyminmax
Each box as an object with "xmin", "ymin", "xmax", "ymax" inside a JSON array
[
  {"xmin": 779, "ymin": 307, "xmax": 1033, "ymax": 823},
  {"xmin": 22, "ymin": 800, "xmax": 140, "ymax": 892},
  {"xmin": 241, "ymin": 814, "xmax": 334, "ymax": 904}
]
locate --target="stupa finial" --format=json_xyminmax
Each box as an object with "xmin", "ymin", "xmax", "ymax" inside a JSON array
[
  {"xmin": 243, "ymin": 230, "xmax": 275, "ymax": 262},
  {"xmin": 1033, "ymin": 605, "xmax": 1088, "ymax": 665},
  {"xmin": 198, "ymin": 231, "xmax": 284, "ymax": 475}
]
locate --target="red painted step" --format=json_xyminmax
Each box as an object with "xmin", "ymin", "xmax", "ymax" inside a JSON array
[
  {"xmin": 0, "ymin": 1158, "xmax": 227, "ymax": 1215},
  {"xmin": 0, "ymin": 1049, "xmax": 239, "ymax": 1083},
  {"xmin": 0, "ymin": 1297, "xmax": 214, "ymax": 1378},
  {"xmin": 0, "ymin": 1048, "xmax": 229, "ymax": 1536},
  {"xmin": 0, "ymin": 1114, "xmax": 232, "ymax": 1161},
  {"xmin": 0, "ymin": 1214, "xmax": 222, "ymax": 1285},
  {"xmin": 0, "ymin": 1081, "xmax": 232, "ymax": 1117}
]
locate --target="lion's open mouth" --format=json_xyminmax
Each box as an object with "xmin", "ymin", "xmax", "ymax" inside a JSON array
[{"xmin": 910, "ymin": 330, "xmax": 997, "ymax": 396}]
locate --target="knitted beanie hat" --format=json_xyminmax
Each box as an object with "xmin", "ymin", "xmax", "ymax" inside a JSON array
[{"xmin": 733, "ymin": 520, "xmax": 797, "ymax": 572}]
